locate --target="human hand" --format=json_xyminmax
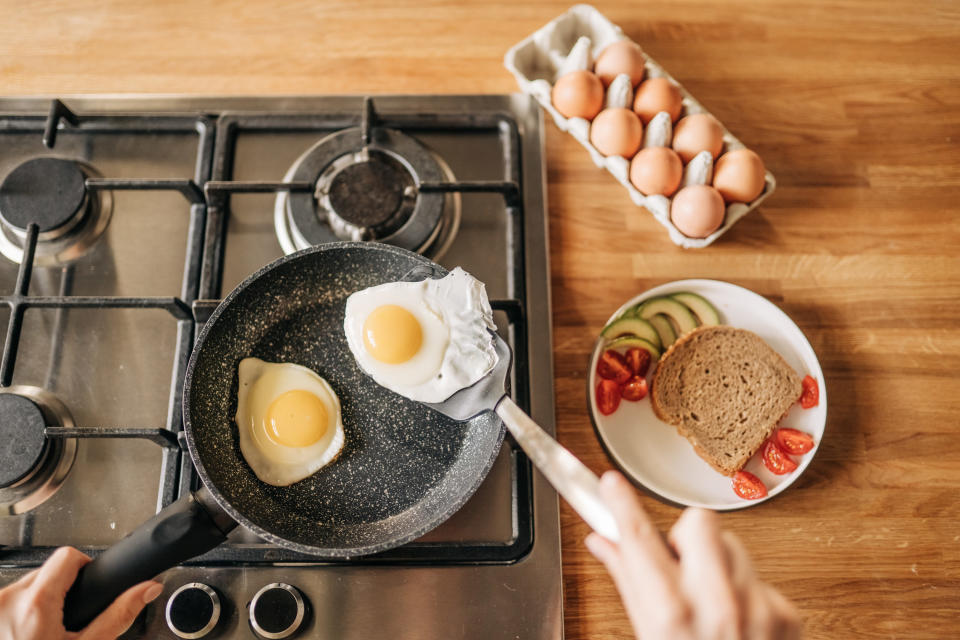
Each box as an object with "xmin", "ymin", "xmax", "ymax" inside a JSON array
[
  {"xmin": 585, "ymin": 471, "xmax": 801, "ymax": 640},
  {"xmin": 0, "ymin": 547, "xmax": 163, "ymax": 640}
]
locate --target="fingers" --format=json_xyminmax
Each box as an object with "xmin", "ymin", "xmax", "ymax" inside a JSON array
[
  {"xmin": 77, "ymin": 581, "xmax": 163, "ymax": 640},
  {"xmin": 743, "ymin": 580, "xmax": 773, "ymax": 640},
  {"xmin": 584, "ymin": 532, "xmax": 628, "ymax": 588},
  {"xmin": 744, "ymin": 583, "xmax": 802, "ymax": 640},
  {"xmin": 771, "ymin": 587, "xmax": 803, "ymax": 640},
  {"xmin": 584, "ymin": 533, "xmax": 619, "ymax": 569},
  {"xmin": 588, "ymin": 475, "xmax": 801, "ymax": 640},
  {"xmin": 14, "ymin": 567, "xmax": 40, "ymax": 590},
  {"xmin": 721, "ymin": 530, "xmax": 755, "ymax": 588},
  {"xmin": 595, "ymin": 471, "xmax": 692, "ymax": 637},
  {"xmin": 723, "ymin": 536, "xmax": 800, "ymax": 640},
  {"xmin": 670, "ymin": 509, "xmax": 741, "ymax": 640},
  {"xmin": 598, "ymin": 471, "xmax": 677, "ymax": 575},
  {"xmin": 32, "ymin": 547, "xmax": 91, "ymax": 600}
]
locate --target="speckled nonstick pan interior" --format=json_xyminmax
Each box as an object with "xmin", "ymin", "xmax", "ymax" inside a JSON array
[
  {"xmin": 186, "ymin": 241, "xmax": 505, "ymax": 555},
  {"xmin": 61, "ymin": 242, "xmax": 505, "ymax": 632}
]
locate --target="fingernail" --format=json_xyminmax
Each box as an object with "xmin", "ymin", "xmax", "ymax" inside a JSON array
[
  {"xmin": 600, "ymin": 470, "xmax": 619, "ymax": 488},
  {"xmin": 584, "ymin": 533, "xmax": 599, "ymax": 553},
  {"xmin": 143, "ymin": 582, "xmax": 163, "ymax": 604}
]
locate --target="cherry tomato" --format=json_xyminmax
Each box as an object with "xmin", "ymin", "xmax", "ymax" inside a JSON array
[
  {"xmin": 732, "ymin": 471, "xmax": 767, "ymax": 500},
  {"xmin": 596, "ymin": 379, "xmax": 622, "ymax": 415},
  {"xmin": 625, "ymin": 347, "xmax": 651, "ymax": 377},
  {"xmin": 800, "ymin": 375, "xmax": 819, "ymax": 409},
  {"xmin": 621, "ymin": 376, "xmax": 648, "ymax": 401},
  {"xmin": 762, "ymin": 439, "xmax": 798, "ymax": 475},
  {"xmin": 597, "ymin": 350, "xmax": 632, "ymax": 384},
  {"xmin": 776, "ymin": 428, "xmax": 815, "ymax": 455}
]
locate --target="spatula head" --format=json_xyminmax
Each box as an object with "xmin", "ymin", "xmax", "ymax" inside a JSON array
[
  {"xmin": 423, "ymin": 333, "xmax": 511, "ymax": 422},
  {"xmin": 398, "ymin": 264, "xmax": 511, "ymax": 422}
]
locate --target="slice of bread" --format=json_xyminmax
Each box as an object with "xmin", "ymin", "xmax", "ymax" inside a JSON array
[{"xmin": 651, "ymin": 325, "xmax": 802, "ymax": 476}]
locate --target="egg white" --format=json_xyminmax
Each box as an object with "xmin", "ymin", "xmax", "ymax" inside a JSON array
[
  {"xmin": 343, "ymin": 267, "xmax": 499, "ymax": 403},
  {"xmin": 346, "ymin": 290, "xmax": 450, "ymax": 388},
  {"xmin": 235, "ymin": 358, "xmax": 345, "ymax": 486}
]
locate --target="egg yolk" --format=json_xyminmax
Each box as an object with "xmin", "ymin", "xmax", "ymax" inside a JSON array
[
  {"xmin": 362, "ymin": 304, "xmax": 422, "ymax": 364},
  {"xmin": 265, "ymin": 389, "xmax": 328, "ymax": 448}
]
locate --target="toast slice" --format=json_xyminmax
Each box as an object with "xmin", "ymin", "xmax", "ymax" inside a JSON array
[{"xmin": 650, "ymin": 325, "xmax": 802, "ymax": 476}]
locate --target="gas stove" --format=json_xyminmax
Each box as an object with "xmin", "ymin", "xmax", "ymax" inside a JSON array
[{"xmin": 0, "ymin": 95, "xmax": 562, "ymax": 639}]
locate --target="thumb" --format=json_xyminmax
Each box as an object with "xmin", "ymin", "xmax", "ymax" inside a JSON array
[
  {"xmin": 75, "ymin": 581, "xmax": 163, "ymax": 640},
  {"xmin": 585, "ymin": 533, "xmax": 626, "ymax": 584},
  {"xmin": 585, "ymin": 532, "xmax": 620, "ymax": 568}
]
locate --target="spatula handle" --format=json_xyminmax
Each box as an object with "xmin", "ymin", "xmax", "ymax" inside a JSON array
[{"xmin": 495, "ymin": 396, "xmax": 620, "ymax": 542}]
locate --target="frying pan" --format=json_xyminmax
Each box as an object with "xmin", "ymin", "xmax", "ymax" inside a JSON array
[{"xmin": 62, "ymin": 242, "xmax": 506, "ymax": 631}]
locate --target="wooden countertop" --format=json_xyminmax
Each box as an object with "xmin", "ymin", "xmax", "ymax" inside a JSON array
[{"xmin": 3, "ymin": 1, "xmax": 958, "ymax": 637}]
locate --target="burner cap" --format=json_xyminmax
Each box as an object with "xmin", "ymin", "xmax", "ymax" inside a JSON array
[
  {"xmin": 284, "ymin": 127, "xmax": 446, "ymax": 252},
  {"xmin": 0, "ymin": 394, "xmax": 49, "ymax": 488},
  {"xmin": 328, "ymin": 155, "xmax": 410, "ymax": 228},
  {"xmin": 0, "ymin": 158, "xmax": 87, "ymax": 233}
]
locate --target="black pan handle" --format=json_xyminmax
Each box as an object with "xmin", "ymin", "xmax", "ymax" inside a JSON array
[{"xmin": 62, "ymin": 486, "xmax": 237, "ymax": 631}]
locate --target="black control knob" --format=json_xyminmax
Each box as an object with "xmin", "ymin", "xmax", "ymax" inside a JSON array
[
  {"xmin": 249, "ymin": 583, "xmax": 307, "ymax": 639},
  {"xmin": 165, "ymin": 582, "xmax": 221, "ymax": 639}
]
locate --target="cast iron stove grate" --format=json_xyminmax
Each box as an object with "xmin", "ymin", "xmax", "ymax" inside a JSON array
[{"xmin": 0, "ymin": 97, "xmax": 535, "ymax": 567}]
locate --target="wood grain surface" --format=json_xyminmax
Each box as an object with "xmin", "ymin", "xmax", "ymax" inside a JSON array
[{"xmin": 3, "ymin": 1, "xmax": 959, "ymax": 638}]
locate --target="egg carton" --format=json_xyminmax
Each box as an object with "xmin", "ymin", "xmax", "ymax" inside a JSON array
[{"xmin": 503, "ymin": 4, "xmax": 776, "ymax": 248}]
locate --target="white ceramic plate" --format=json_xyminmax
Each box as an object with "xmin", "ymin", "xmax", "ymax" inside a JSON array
[{"xmin": 587, "ymin": 279, "xmax": 827, "ymax": 510}]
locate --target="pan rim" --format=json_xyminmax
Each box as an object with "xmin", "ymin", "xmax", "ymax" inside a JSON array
[{"xmin": 182, "ymin": 241, "xmax": 507, "ymax": 558}]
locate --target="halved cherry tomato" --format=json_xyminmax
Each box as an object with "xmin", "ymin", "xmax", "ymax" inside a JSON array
[
  {"xmin": 597, "ymin": 350, "xmax": 632, "ymax": 384},
  {"xmin": 762, "ymin": 439, "xmax": 798, "ymax": 475},
  {"xmin": 621, "ymin": 376, "xmax": 648, "ymax": 401},
  {"xmin": 732, "ymin": 471, "xmax": 767, "ymax": 500},
  {"xmin": 596, "ymin": 379, "xmax": 622, "ymax": 416},
  {"xmin": 775, "ymin": 428, "xmax": 815, "ymax": 455},
  {"xmin": 625, "ymin": 347, "xmax": 651, "ymax": 377},
  {"xmin": 800, "ymin": 375, "xmax": 819, "ymax": 409}
]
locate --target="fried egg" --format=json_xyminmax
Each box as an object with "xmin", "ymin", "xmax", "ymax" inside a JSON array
[
  {"xmin": 343, "ymin": 267, "xmax": 498, "ymax": 403},
  {"xmin": 235, "ymin": 358, "xmax": 345, "ymax": 486}
]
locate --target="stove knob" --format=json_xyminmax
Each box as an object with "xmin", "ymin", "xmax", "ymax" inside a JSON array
[
  {"xmin": 164, "ymin": 582, "xmax": 221, "ymax": 639},
  {"xmin": 249, "ymin": 583, "xmax": 307, "ymax": 639}
]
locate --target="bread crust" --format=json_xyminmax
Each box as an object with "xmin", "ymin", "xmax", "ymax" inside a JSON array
[
  {"xmin": 650, "ymin": 327, "xmax": 702, "ymax": 423},
  {"xmin": 650, "ymin": 325, "xmax": 802, "ymax": 476}
]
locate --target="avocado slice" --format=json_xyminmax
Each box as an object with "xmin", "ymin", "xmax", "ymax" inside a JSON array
[
  {"xmin": 604, "ymin": 335, "xmax": 661, "ymax": 362},
  {"xmin": 671, "ymin": 292, "xmax": 721, "ymax": 326},
  {"xmin": 600, "ymin": 316, "xmax": 662, "ymax": 349},
  {"xmin": 636, "ymin": 296, "xmax": 699, "ymax": 336},
  {"xmin": 647, "ymin": 313, "xmax": 678, "ymax": 349}
]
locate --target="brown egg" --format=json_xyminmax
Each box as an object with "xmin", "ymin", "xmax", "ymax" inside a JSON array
[
  {"xmin": 670, "ymin": 185, "xmax": 726, "ymax": 238},
  {"xmin": 629, "ymin": 147, "xmax": 683, "ymax": 196},
  {"xmin": 589, "ymin": 108, "xmax": 643, "ymax": 158},
  {"xmin": 593, "ymin": 40, "xmax": 646, "ymax": 87},
  {"xmin": 551, "ymin": 70, "xmax": 604, "ymax": 120},
  {"xmin": 672, "ymin": 113, "xmax": 724, "ymax": 163},
  {"xmin": 632, "ymin": 77, "xmax": 683, "ymax": 125},
  {"xmin": 713, "ymin": 149, "xmax": 767, "ymax": 203}
]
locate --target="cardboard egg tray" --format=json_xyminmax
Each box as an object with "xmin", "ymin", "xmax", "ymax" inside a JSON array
[{"xmin": 503, "ymin": 4, "xmax": 776, "ymax": 248}]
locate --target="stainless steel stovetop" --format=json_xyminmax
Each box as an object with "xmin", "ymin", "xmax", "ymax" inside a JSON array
[{"xmin": 0, "ymin": 95, "xmax": 562, "ymax": 639}]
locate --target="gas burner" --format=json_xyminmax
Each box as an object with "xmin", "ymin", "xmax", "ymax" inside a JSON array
[
  {"xmin": 0, "ymin": 387, "xmax": 77, "ymax": 515},
  {"xmin": 0, "ymin": 395, "xmax": 48, "ymax": 489},
  {"xmin": 318, "ymin": 148, "xmax": 416, "ymax": 241},
  {"xmin": 0, "ymin": 157, "xmax": 112, "ymax": 266},
  {"xmin": 275, "ymin": 127, "xmax": 460, "ymax": 259}
]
